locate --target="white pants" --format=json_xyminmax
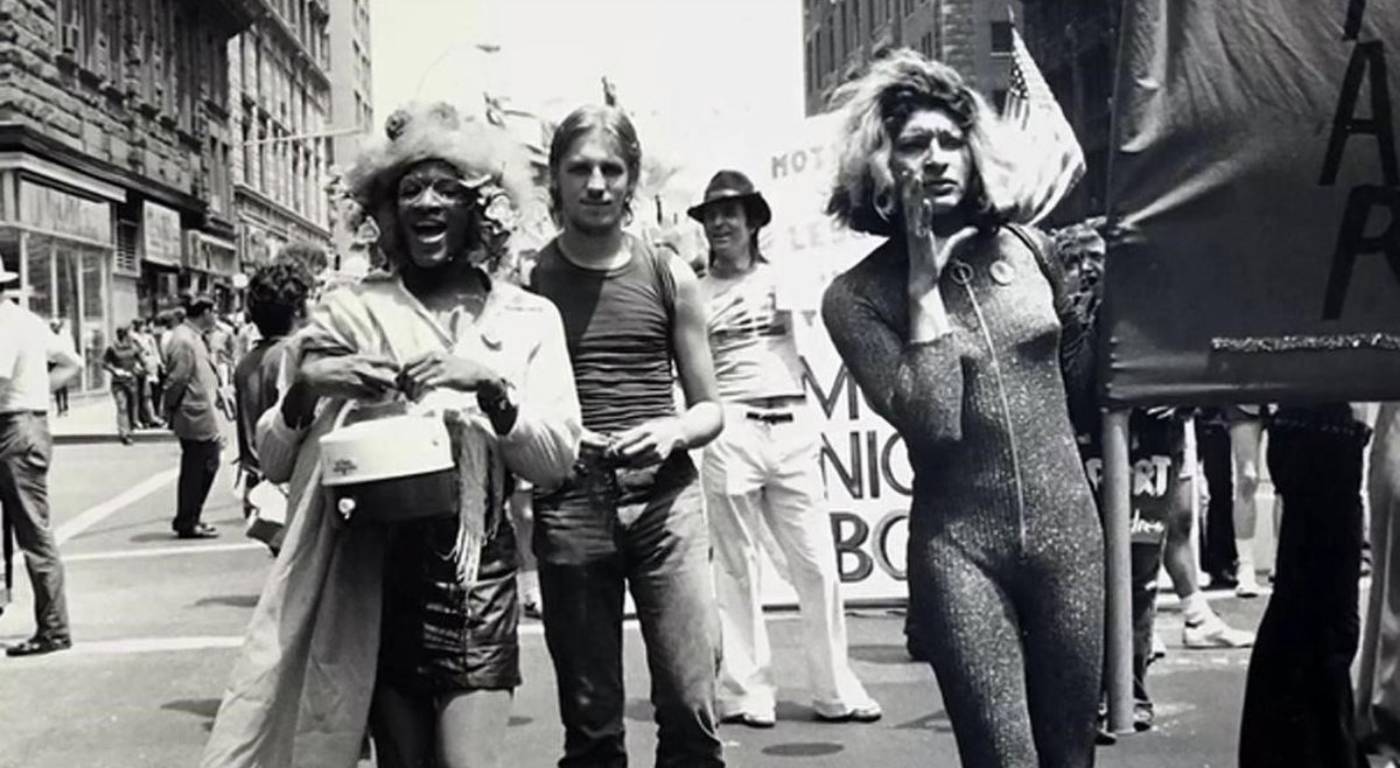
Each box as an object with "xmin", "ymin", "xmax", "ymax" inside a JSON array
[{"xmin": 702, "ymin": 403, "xmax": 874, "ymax": 718}]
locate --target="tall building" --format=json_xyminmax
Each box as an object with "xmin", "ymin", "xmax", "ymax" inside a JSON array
[
  {"xmin": 227, "ymin": 0, "xmax": 333, "ymax": 276},
  {"xmin": 327, "ymin": 0, "xmax": 373, "ymax": 268},
  {"xmin": 1019, "ymin": 0, "xmax": 1119, "ymax": 223},
  {"xmin": 803, "ymin": 0, "xmax": 1024, "ymax": 116},
  {"xmin": 0, "ymin": 0, "xmax": 255, "ymax": 393}
]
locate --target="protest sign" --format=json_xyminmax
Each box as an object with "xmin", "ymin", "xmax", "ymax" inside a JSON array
[
  {"xmin": 713, "ymin": 112, "xmax": 911, "ymax": 605},
  {"xmin": 1106, "ymin": 0, "xmax": 1400, "ymax": 405}
]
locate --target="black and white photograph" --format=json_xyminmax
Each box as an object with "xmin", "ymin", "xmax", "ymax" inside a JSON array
[{"xmin": 0, "ymin": 1, "xmax": 1397, "ymax": 766}]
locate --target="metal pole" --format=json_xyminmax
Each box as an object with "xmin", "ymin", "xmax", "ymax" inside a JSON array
[{"xmin": 1102, "ymin": 407, "xmax": 1134, "ymax": 733}]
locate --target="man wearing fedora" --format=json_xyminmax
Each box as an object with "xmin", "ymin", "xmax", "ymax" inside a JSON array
[
  {"xmin": 0, "ymin": 264, "xmax": 80, "ymax": 655},
  {"xmin": 690, "ymin": 170, "xmax": 882, "ymax": 727},
  {"xmin": 163, "ymin": 293, "xmax": 224, "ymax": 540}
]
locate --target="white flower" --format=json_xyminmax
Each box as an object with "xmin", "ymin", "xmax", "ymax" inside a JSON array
[{"xmin": 484, "ymin": 193, "xmax": 517, "ymax": 230}]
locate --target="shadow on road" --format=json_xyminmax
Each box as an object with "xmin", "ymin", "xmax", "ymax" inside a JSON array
[
  {"xmin": 130, "ymin": 531, "xmax": 180, "ymax": 543},
  {"xmin": 194, "ymin": 594, "xmax": 260, "ymax": 609},
  {"xmin": 895, "ymin": 709, "xmax": 953, "ymax": 732},
  {"xmin": 162, "ymin": 697, "xmax": 221, "ymax": 732},
  {"xmin": 760, "ymin": 742, "xmax": 845, "ymax": 757},
  {"xmin": 848, "ymin": 643, "xmax": 918, "ymax": 666}
]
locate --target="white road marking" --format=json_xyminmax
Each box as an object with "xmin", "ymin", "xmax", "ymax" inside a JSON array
[
  {"xmin": 12, "ymin": 617, "xmax": 711, "ymax": 658},
  {"xmin": 54, "ymin": 467, "xmax": 181, "ymax": 545},
  {"xmin": 65, "ymin": 542, "xmax": 265, "ymax": 563}
]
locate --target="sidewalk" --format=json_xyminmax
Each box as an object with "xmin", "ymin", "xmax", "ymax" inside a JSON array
[{"xmin": 48, "ymin": 393, "xmax": 176, "ymax": 445}]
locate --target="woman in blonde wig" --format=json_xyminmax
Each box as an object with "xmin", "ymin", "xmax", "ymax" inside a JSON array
[
  {"xmin": 200, "ymin": 102, "xmax": 580, "ymax": 768},
  {"xmin": 821, "ymin": 50, "xmax": 1103, "ymax": 766}
]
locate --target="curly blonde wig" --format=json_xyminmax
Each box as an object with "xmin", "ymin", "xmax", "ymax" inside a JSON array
[
  {"xmin": 339, "ymin": 102, "xmax": 536, "ymax": 275},
  {"xmin": 826, "ymin": 50, "xmax": 1017, "ymax": 237}
]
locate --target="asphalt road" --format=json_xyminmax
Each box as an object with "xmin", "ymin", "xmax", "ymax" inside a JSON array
[{"xmin": 0, "ymin": 440, "xmax": 1310, "ymax": 767}]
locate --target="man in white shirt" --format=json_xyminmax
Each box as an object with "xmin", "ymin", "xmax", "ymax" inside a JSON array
[
  {"xmin": 692, "ymin": 170, "xmax": 881, "ymax": 727},
  {"xmin": 0, "ymin": 265, "xmax": 80, "ymax": 656}
]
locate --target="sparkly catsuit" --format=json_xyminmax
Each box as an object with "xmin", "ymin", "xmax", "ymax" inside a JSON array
[{"xmin": 823, "ymin": 226, "xmax": 1105, "ymax": 767}]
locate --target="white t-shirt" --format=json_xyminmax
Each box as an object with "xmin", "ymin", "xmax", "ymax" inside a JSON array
[
  {"xmin": 0, "ymin": 299, "xmax": 65, "ymax": 413},
  {"xmin": 702, "ymin": 262, "xmax": 806, "ymax": 403}
]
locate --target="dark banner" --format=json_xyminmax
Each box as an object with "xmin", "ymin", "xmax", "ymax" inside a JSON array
[{"xmin": 1104, "ymin": 0, "xmax": 1400, "ymax": 405}]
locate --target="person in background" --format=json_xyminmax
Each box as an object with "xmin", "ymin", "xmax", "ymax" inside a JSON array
[
  {"xmin": 158, "ymin": 308, "xmax": 184, "ymax": 363},
  {"xmin": 47, "ymin": 319, "xmax": 72, "ymax": 418},
  {"xmin": 231, "ymin": 259, "xmax": 314, "ymax": 525},
  {"xmin": 102, "ymin": 326, "xmax": 145, "ymax": 445},
  {"xmin": 689, "ymin": 169, "xmax": 881, "ymax": 728},
  {"xmin": 1239, "ymin": 403, "xmax": 1372, "ymax": 768},
  {"xmin": 207, "ymin": 312, "xmax": 239, "ymax": 404},
  {"xmin": 163, "ymin": 294, "xmax": 224, "ymax": 540},
  {"xmin": 528, "ymin": 104, "xmax": 726, "ymax": 767},
  {"xmin": 276, "ymin": 240, "xmax": 330, "ymax": 282},
  {"xmin": 820, "ymin": 51, "xmax": 1103, "ymax": 767},
  {"xmin": 1217, "ymin": 405, "xmax": 1267, "ymax": 597},
  {"xmin": 130, "ymin": 318, "xmax": 163, "ymax": 428},
  {"xmin": 0, "ymin": 263, "xmax": 81, "ymax": 656},
  {"xmin": 1358, "ymin": 402, "xmax": 1400, "ymax": 763}
]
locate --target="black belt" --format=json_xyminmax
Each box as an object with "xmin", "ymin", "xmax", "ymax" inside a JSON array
[{"xmin": 745, "ymin": 411, "xmax": 794, "ymax": 425}]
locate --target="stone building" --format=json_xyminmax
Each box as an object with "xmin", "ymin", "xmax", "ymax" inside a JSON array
[
  {"xmin": 0, "ymin": 0, "xmax": 255, "ymax": 393},
  {"xmin": 227, "ymin": 0, "xmax": 333, "ymax": 279},
  {"xmin": 803, "ymin": 0, "xmax": 1024, "ymax": 116},
  {"xmin": 326, "ymin": 0, "xmax": 372, "ymax": 270}
]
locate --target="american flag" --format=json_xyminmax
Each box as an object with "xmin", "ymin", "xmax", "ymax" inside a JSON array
[{"xmin": 1000, "ymin": 21, "xmax": 1086, "ymax": 225}]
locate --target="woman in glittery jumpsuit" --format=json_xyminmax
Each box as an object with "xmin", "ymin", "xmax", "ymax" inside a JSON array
[{"xmin": 821, "ymin": 52, "xmax": 1105, "ymax": 767}]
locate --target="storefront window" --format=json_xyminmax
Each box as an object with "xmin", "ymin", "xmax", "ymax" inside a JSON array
[{"xmin": 26, "ymin": 234, "xmax": 111, "ymax": 391}]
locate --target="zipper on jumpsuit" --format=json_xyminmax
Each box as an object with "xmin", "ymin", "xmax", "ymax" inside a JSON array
[{"xmin": 953, "ymin": 263, "xmax": 1029, "ymax": 552}]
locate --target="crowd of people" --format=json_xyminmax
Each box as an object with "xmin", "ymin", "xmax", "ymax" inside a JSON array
[{"xmin": 1, "ymin": 44, "xmax": 1397, "ymax": 768}]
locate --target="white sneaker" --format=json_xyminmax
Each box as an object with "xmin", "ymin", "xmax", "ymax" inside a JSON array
[
  {"xmin": 1150, "ymin": 630, "xmax": 1167, "ymax": 661},
  {"xmin": 1235, "ymin": 574, "xmax": 1263, "ymax": 598},
  {"xmin": 1183, "ymin": 616, "xmax": 1255, "ymax": 648}
]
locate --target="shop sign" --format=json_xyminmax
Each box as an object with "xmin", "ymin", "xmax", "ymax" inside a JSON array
[
  {"xmin": 188, "ymin": 231, "xmax": 238, "ymax": 275},
  {"xmin": 18, "ymin": 180, "xmax": 113, "ymax": 245},
  {"xmin": 142, "ymin": 201, "xmax": 183, "ymax": 267}
]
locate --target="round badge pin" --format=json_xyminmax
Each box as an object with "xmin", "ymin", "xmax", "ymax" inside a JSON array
[
  {"xmin": 989, "ymin": 260, "xmax": 1017, "ymax": 285},
  {"xmin": 948, "ymin": 260, "xmax": 974, "ymax": 286}
]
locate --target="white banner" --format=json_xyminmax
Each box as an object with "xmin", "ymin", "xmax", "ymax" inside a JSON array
[{"xmin": 720, "ymin": 113, "xmax": 913, "ymax": 606}]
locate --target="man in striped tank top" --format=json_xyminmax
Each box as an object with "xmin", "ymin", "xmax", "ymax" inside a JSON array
[{"xmin": 529, "ymin": 105, "xmax": 726, "ymax": 768}]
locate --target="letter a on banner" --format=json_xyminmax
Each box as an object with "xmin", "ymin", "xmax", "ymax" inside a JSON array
[{"xmin": 1106, "ymin": 0, "xmax": 1400, "ymax": 406}]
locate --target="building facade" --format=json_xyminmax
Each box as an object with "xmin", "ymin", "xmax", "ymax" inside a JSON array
[
  {"xmin": 227, "ymin": 0, "xmax": 332, "ymax": 281},
  {"xmin": 0, "ymin": 0, "xmax": 255, "ymax": 393},
  {"xmin": 1020, "ymin": 0, "xmax": 1119, "ymax": 223},
  {"xmin": 326, "ymin": 0, "xmax": 372, "ymax": 270},
  {"xmin": 803, "ymin": 0, "xmax": 1024, "ymax": 116}
]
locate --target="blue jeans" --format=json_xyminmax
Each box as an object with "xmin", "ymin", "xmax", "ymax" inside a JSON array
[
  {"xmin": 534, "ymin": 452, "xmax": 723, "ymax": 768},
  {"xmin": 0, "ymin": 413, "xmax": 69, "ymax": 641}
]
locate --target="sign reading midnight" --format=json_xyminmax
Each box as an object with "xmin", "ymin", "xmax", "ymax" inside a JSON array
[{"xmin": 1104, "ymin": 0, "xmax": 1400, "ymax": 405}]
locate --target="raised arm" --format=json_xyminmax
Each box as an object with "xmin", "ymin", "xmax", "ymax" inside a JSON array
[{"xmin": 821, "ymin": 273, "xmax": 964, "ymax": 447}]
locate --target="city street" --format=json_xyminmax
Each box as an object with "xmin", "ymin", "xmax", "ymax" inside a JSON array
[{"xmin": 0, "ymin": 439, "xmax": 1286, "ymax": 767}]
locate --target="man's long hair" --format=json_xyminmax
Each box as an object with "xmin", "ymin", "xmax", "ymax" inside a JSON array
[
  {"xmin": 546, "ymin": 105, "xmax": 642, "ymax": 226},
  {"xmin": 826, "ymin": 50, "xmax": 1015, "ymax": 237}
]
